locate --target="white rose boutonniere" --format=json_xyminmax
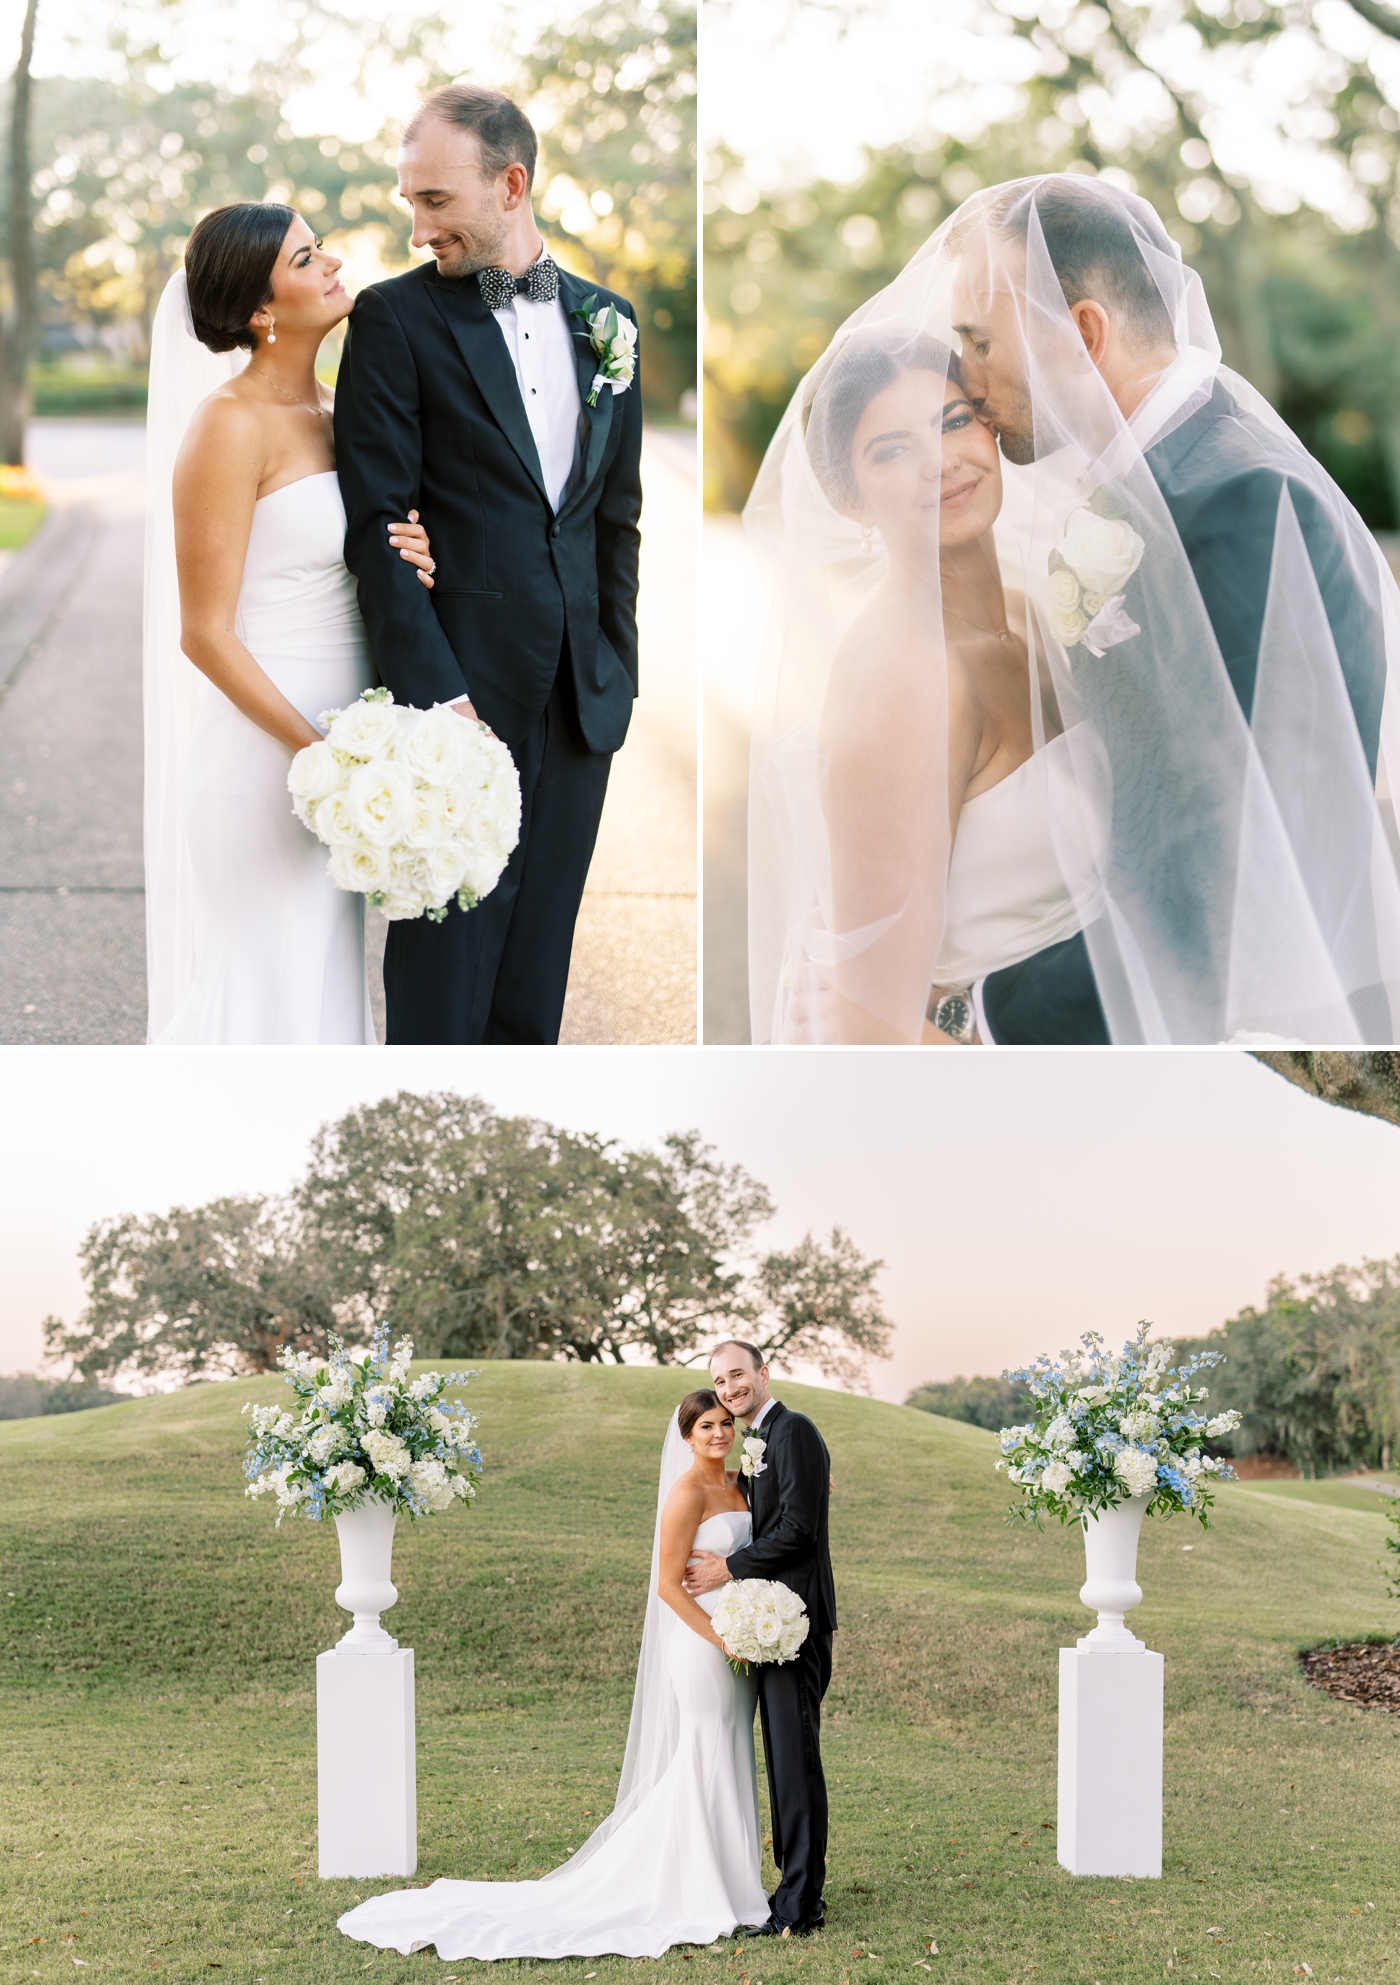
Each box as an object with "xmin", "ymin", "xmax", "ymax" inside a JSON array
[
  {"xmin": 570, "ymin": 294, "xmax": 638, "ymax": 407},
  {"xmin": 1048, "ymin": 505, "xmax": 1146, "ymax": 657},
  {"xmin": 739, "ymin": 1435, "xmax": 768, "ymax": 1479}
]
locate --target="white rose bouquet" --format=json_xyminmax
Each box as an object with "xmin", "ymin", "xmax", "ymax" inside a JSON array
[
  {"xmin": 709, "ymin": 1578, "xmax": 810, "ymax": 1675},
  {"xmin": 1047, "ymin": 504, "xmax": 1146, "ymax": 657},
  {"xmin": 242, "ymin": 1326, "xmax": 483, "ymax": 1527},
  {"xmin": 997, "ymin": 1321, "xmax": 1240, "ymax": 1529},
  {"xmin": 288, "ymin": 687, "xmax": 521, "ymax": 922}
]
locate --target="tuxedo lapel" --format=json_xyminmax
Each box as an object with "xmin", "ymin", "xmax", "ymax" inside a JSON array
[
  {"xmin": 556, "ymin": 269, "xmax": 616, "ymax": 519},
  {"xmin": 426, "ymin": 276, "xmax": 548, "ymax": 506}
]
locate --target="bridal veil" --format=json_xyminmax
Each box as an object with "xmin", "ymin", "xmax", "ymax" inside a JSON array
[
  {"xmin": 143, "ymin": 268, "xmax": 241, "ymax": 1041},
  {"xmin": 745, "ymin": 173, "xmax": 1400, "ymax": 1044}
]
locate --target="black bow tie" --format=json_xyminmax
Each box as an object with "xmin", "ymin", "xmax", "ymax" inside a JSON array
[{"xmin": 477, "ymin": 257, "xmax": 560, "ymax": 312}]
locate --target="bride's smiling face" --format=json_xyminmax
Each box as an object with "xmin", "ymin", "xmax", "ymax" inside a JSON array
[
  {"xmin": 247, "ymin": 215, "xmax": 351, "ymax": 345},
  {"xmin": 686, "ymin": 1405, "xmax": 736, "ymax": 1463},
  {"xmin": 847, "ymin": 368, "xmax": 1003, "ymax": 563}
]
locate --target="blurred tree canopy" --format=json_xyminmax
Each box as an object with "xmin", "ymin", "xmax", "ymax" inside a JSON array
[
  {"xmin": 705, "ymin": 0, "xmax": 1400, "ymax": 511},
  {"xmin": 0, "ymin": 0, "xmax": 694, "ymax": 418}
]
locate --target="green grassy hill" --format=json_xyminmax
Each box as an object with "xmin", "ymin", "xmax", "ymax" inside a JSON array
[{"xmin": 2, "ymin": 1364, "xmax": 1398, "ymax": 1984}]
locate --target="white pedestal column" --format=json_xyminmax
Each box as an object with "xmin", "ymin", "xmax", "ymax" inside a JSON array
[
  {"xmin": 316, "ymin": 1646, "xmax": 418, "ymax": 1879},
  {"xmin": 1057, "ymin": 1643, "xmax": 1163, "ymax": 1878}
]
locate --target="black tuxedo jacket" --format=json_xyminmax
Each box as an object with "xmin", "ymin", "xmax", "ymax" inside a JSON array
[
  {"xmin": 333, "ymin": 260, "xmax": 642, "ymax": 753},
  {"xmin": 982, "ymin": 378, "xmax": 1389, "ymax": 1044},
  {"xmin": 726, "ymin": 1400, "xmax": 837, "ymax": 1637}
]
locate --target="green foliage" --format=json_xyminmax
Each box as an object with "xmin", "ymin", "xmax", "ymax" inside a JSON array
[
  {"xmin": 44, "ymin": 1091, "xmax": 890, "ymax": 1385},
  {"xmin": 1385, "ymin": 1489, "xmax": 1400, "ymax": 1606},
  {"xmin": 3, "ymin": 1365, "xmax": 1400, "ymax": 1982},
  {"xmin": 1188, "ymin": 1260, "xmax": 1400, "ymax": 1478},
  {"xmin": 521, "ymin": 0, "xmax": 697, "ymax": 416},
  {"xmin": 905, "ymin": 1372, "xmax": 1034, "ymax": 1432},
  {"xmin": 43, "ymin": 1195, "xmax": 342, "ymax": 1384},
  {"xmin": 0, "ymin": 493, "xmax": 44, "ymax": 547},
  {"xmin": 0, "ymin": 1371, "xmax": 120, "ymax": 1419}
]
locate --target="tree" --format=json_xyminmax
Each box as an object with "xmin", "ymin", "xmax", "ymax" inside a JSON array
[
  {"xmin": 1251, "ymin": 1051, "xmax": 1400, "ymax": 1131},
  {"xmin": 1181, "ymin": 1258, "xmax": 1400, "ymax": 1476},
  {"xmin": 298, "ymin": 1091, "xmax": 774, "ymax": 1365},
  {"xmin": 906, "ymin": 1373, "xmax": 1035, "ymax": 1432},
  {"xmin": 0, "ymin": 0, "xmax": 39, "ymax": 462},
  {"xmin": 43, "ymin": 1195, "xmax": 341, "ymax": 1384},
  {"xmin": 520, "ymin": 0, "xmax": 697, "ymax": 416},
  {"xmin": 733, "ymin": 1226, "xmax": 894, "ymax": 1388}
]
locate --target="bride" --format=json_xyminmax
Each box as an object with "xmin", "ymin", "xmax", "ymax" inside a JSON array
[
  {"xmin": 338, "ymin": 1390, "xmax": 771, "ymax": 1960},
  {"xmin": 144, "ymin": 202, "xmax": 438, "ymax": 1045}
]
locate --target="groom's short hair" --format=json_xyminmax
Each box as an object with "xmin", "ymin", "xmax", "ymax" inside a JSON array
[
  {"xmin": 405, "ymin": 84, "xmax": 539, "ymax": 190},
  {"xmin": 992, "ymin": 177, "xmax": 1176, "ymax": 351},
  {"xmin": 709, "ymin": 1340, "xmax": 765, "ymax": 1371}
]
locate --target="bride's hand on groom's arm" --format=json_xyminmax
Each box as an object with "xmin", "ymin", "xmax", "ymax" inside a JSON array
[{"xmin": 386, "ymin": 511, "xmax": 436, "ymax": 590}]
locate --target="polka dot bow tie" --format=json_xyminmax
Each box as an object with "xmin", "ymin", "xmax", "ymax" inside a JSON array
[{"xmin": 477, "ymin": 257, "xmax": 561, "ymax": 312}]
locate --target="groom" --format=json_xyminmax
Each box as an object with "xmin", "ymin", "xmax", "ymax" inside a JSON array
[
  {"xmin": 951, "ymin": 176, "xmax": 1390, "ymax": 1045},
  {"xmin": 685, "ymin": 1341, "xmax": 836, "ymax": 1938},
  {"xmin": 335, "ymin": 85, "xmax": 642, "ymax": 1044}
]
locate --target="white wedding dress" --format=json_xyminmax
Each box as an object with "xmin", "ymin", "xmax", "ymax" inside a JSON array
[
  {"xmin": 155, "ymin": 472, "xmax": 376, "ymax": 1045},
  {"xmin": 337, "ymin": 1509, "xmax": 770, "ymax": 1961},
  {"xmin": 933, "ymin": 725, "xmax": 1101, "ymax": 995}
]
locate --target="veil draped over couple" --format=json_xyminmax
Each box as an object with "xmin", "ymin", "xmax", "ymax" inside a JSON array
[
  {"xmin": 339, "ymin": 1349, "xmax": 836, "ymax": 1961},
  {"xmin": 746, "ymin": 173, "xmax": 1400, "ymax": 1047}
]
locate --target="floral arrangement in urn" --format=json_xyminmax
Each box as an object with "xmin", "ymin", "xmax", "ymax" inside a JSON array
[
  {"xmin": 997, "ymin": 1321, "xmax": 1240, "ymax": 1528},
  {"xmin": 242, "ymin": 1326, "xmax": 482, "ymax": 1527}
]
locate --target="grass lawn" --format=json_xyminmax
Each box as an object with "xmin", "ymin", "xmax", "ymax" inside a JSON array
[
  {"xmin": 2, "ymin": 1363, "xmax": 1399, "ymax": 1985},
  {"xmin": 0, "ymin": 496, "xmax": 46, "ymax": 552}
]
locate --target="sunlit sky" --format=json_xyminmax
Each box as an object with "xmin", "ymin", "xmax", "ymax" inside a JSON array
[
  {"xmin": 5, "ymin": 1050, "xmax": 1400, "ymax": 1405},
  {"xmin": 705, "ymin": 0, "xmax": 1400, "ymax": 227}
]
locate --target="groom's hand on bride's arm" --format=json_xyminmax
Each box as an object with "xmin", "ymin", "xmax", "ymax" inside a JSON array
[{"xmin": 682, "ymin": 1550, "xmax": 732, "ymax": 1596}]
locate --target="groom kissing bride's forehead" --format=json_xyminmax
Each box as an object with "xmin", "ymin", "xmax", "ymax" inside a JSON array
[{"xmin": 335, "ymin": 83, "xmax": 643, "ymax": 1047}]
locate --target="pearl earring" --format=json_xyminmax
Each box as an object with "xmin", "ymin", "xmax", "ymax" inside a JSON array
[
  {"xmin": 266, "ymin": 319, "xmax": 276, "ymax": 345},
  {"xmin": 861, "ymin": 524, "xmax": 874, "ymax": 552}
]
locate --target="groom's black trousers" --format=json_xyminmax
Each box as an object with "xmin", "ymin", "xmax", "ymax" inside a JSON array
[
  {"xmin": 758, "ymin": 1629, "xmax": 832, "ymax": 1927},
  {"xmin": 383, "ymin": 661, "xmax": 612, "ymax": 1045}
]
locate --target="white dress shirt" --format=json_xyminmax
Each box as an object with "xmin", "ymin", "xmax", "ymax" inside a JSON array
[{"xmin": 489, "ymin": 251, "xmax": 584, "ymax": 513}]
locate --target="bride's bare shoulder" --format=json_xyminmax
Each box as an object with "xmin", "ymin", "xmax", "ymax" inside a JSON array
[
  {"xmin": 821, "ymin": 597, "xmax": 949, "ymax": 759},
  {"xmin": 176, "ymin": 378, "xmax": 268, "ymax": 476}
]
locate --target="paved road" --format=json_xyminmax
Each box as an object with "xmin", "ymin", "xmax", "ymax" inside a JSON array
[
  {"xmin": 0, "ymin": 420, "xmax": 696, "ymax": 1046},
  {"xmin": 703, "ymin": 513, "xmax": 764, "ymax": 1044}
]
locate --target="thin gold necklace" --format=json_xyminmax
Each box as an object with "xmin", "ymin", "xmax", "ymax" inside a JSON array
[
  {"xmin": 248, "ymin": 361, "xmax": 326, "ymax": 418},
  {"xmin": 942, "ymin": 598, "xmax": 1010, "ymax": 643}
]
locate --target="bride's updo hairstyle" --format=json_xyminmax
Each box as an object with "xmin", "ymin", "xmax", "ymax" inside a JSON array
[
  {"xmin": 184, "ymin": 202, "xmax": 297, "ymax": 353},
  {"xmin": 677, "ymin": 1389, "xmax": 731, "ymax": 1442},
  {"xmin": 804, "ymin": 327, "xmax": 962, "ymax": 512}
]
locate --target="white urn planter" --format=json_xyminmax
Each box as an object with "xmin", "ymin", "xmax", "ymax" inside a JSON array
[
  {"xmin": 332, "ymin": 1500, "xmax": 401, "ymax": 1653},
  {"xmin": 1077, "ymin": 1491, "xmax": 1149, "ymax": 1647},
  {"xmin": 1058, "ymin": 1494, "xmax": 1163, "ymax": 1880},
  {"xmin": 317, "ymin": 1500, "xmax": 417, "ymax": 1879}
]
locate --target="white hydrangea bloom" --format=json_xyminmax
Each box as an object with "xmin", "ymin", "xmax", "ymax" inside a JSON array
[
  {"xmin": 363, "ymin": 1429, "xmax": 410, "ymax": 1479},
  {"xmin": 1046, "ymin": 1414, "xmax": 1078, "ymax": 1449},
  {"xmin": 1118, "ymin": 1408, "xmax": 1160, "ymax": 1442},
  {"xmin": 1113, "ymin": 1446, "xmax": 1159, "ymax": 1498},
  {"xmin": 1041, "ymin": 1460, "xmax": 1075, "ymax": 1495},
  {"xmin": 323, "ymin": 1460, "xmax": 366, "ymax": 1495}
]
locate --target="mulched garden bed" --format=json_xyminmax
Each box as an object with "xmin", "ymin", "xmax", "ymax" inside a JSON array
[{"xmin": 1298, "ymin": 1640, "xmax": 1400, "ymax": 1714}]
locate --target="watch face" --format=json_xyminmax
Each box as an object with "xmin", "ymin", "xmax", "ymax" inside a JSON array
[{"xmin": 935, "ymin": 994, "xmax": 972, "ymax": 1042}]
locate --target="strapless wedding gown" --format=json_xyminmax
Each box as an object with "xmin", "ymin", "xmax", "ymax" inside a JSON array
[
  {"xmin": 338, "ymin": 1510, "xmax": 769, "ymax": 1960},
  {"xmin": 156, "ymin": 471, "xmax": 375, "ymax": 1045},
  {"xmin": 933, "ymin": 725, "xmax": 1100, "ymax": 991}
]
